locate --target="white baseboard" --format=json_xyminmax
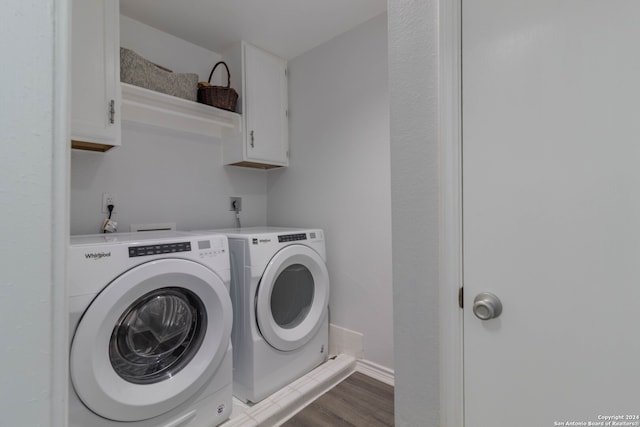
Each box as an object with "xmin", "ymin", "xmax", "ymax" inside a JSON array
[
  {"xmin": 329, "ymin": 324, "xmax": 394, "ymax": 387},
  {"xmin": 329, "ymin": 324, "xmax": 364, "ymax": 359},
  {"xmin": 356, "ymin": 359, "xmax": 395, "ymax": 387}
]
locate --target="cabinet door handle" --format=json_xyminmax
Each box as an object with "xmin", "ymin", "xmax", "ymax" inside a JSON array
[
  {"xmin": 108, "ymin": 99, "xmax": 115, "ymax": 124},
  {"xmin": 250, "ymin": 130, "xmax": 255, "ymax": 148}
]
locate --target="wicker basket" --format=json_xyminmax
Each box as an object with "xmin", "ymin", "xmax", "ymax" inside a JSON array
[{"xmin": 197, "ymin": 61, "xmax": 238, "ymax": 112}]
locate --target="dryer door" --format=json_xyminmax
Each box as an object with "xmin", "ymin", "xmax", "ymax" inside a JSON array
[
  {"xmin": 255, "ymin": 244, "xmax": 330, "ymax": 352},
  {"xmin": 70, "ymin": 258, "xmax": 232, "ymax": 422}
]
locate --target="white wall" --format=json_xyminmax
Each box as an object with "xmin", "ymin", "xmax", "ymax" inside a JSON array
[
  {"xmin": 266, "ymin": 14, "xmax": 393, "ymax": 370},
  {"xmin": 71, "ymin": 19, "xmax": 268, "ymax": 235},
  {"xmin": 388, "ymin": 1, "xmax": 440, "ymax": 425},
  {"xmin": 71, "ymin": 125, "xmax": 268, "ymax": 234},
  {"xmin": 1, "ymin": 1, "xmax": 68, "ymax": 426}
]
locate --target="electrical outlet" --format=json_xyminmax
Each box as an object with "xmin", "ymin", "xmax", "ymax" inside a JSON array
[
  {"xmin": 102, "ymin": 193, "xmax": 117, "ymax": 214},
  {"xmin": 230, "ymin": 197, "xmax": 242, "ymax": 212}
]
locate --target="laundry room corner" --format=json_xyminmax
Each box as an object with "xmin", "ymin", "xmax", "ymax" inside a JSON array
[{"xmin": 266, "ymin": 13, "xmax": 394, "ymax": 373}]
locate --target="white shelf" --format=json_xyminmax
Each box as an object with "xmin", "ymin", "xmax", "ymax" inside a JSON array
[{"xmin": 120, "ymin": 82, "xmax": 242, "ymax": 139}]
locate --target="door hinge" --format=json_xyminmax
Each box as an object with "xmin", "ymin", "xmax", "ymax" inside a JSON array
[{"xmin": 458, "ymin": 287, "xmax": 464, "ymax": 309}]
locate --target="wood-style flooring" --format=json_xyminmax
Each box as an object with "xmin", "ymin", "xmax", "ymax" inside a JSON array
[{"xmin": 281, "ymin": 372, "xmax": 394, "ymax": 426}]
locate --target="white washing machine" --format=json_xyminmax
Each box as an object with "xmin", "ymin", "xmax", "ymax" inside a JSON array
[
  {"xmin": 198, "ymin": 227, "xmax": 330, "ymax": 403},
  {"xmin": 68, "ymin": 231, "xmax": 233, "ymax": 427}
]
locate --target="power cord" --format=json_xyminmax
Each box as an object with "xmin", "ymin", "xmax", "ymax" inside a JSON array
[
  {"xmin": 232, "ymin": 199, "xmax": 242, "ymax": 228},
  {"xmin": 235, "ymin": 208, "xmax": 241, "ymax": 228},
  {"xmin": 102, "ymin": 204, "xmax": 117, "ymax": 233}
]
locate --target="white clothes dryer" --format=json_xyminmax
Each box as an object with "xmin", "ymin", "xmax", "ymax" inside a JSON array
[
  {"xmin": 199, "ymin": 227, "xmax": 329, "ymax": 403},
  {"xmin": 68, "ymin": 231, "xmax": 233, "ymax": 427}
]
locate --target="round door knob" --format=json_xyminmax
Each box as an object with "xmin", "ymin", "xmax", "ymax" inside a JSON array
[{"xmin": 473, "ymin": 292, "xmax": 503, "ymax": 320}]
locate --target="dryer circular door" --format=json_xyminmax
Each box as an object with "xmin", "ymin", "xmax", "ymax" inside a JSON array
[
  {"xmin": 255, "ymin": 244, "xmax": 330, "ymax": 352},
  {"xmin": 70, "ymin": 258, "xmax": 232, "ymax": 422}
]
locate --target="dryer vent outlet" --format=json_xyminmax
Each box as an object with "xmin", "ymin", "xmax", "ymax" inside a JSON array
[{"xmin": 230, "ymin": 197, "xmax": 242, "ymax": 212}]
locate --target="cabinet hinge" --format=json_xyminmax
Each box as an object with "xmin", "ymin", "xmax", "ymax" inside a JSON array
[
  {"xmin": 108, "ymin": 99, "xmax": 115, "ymax": 124},
  {"xmin": 286, "ymin": 109, "xmax": 289, "ymax": 118},
  {"xmin": 458, "ymin": 287, "xmax": 464, "ymax": 309}
]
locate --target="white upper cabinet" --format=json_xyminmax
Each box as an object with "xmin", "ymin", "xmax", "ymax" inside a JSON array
[
  {"xmin": 223, "ymin": 42, "xmax": 289, "ymax": 169},
  {"xmin": 71, "ymin": 0, "xmax": 121, "ymax": 151}
]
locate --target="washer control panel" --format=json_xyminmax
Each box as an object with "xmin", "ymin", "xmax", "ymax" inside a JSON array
[
  {"xmin": 127, "ymin": 237, "xmax": 227, "ymax": 259},
  {"xmin": 197, "ymin": 238, "xmax": 226, "ymax": 259},
  {"xmin": 128, "ymin": 242, "xmax": 191, "ymax": 257}
]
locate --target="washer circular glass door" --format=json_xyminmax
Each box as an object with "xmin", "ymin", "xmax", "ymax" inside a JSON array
[
  {"xmin": 108, "ymin": 287, "xmax": 205, "ymax": 385},
  {"xmin": 255, "ymin": 245, "xmax": 329, "ymax": 352},
  {"xmin": 70, "ymin": 258, "xmax": 232, "ymax": 422}
]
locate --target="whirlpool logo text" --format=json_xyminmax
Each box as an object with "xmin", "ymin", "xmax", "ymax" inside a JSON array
[{"xmin": 84, "ymin": 252, "xmax": 111, "ymax": 260}]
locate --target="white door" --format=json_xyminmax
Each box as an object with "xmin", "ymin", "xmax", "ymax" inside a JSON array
[
  {"xmin": 256, "ymin": 245, "xmax": 330, "ymax": 351},
  {"xmin": 244, "ymin": 43, "xmax": 289, "ymax": 166},
  {"xmin": 71, "ymin": 0, "xmax": 121, "ymax": 147},
  {"xmin": 463, "ymin": 1, "xmax": 640, "ymax": 425}
]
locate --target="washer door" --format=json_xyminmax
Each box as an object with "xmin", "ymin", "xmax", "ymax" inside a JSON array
[
  {"xmin": 255, "ymin": 245, "xmax": 329, "ymax": 352},
  {"xmin": 70, "ymin": 258, "xmax": 232, "ymax": 422}
]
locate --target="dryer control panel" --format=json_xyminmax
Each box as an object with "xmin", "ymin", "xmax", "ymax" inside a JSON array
[{"xmin": 278, "ymin": 233, "xmax": 307, "ymax": 243}]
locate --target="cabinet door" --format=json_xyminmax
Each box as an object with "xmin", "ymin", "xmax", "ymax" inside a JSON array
[
  {"xmin": 71, "ymin": 0, "xmax": 120, "ymax": 150},
  {"xmin": 243, "ymin": 44, "xmax": 288, "ymax": 166}
]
